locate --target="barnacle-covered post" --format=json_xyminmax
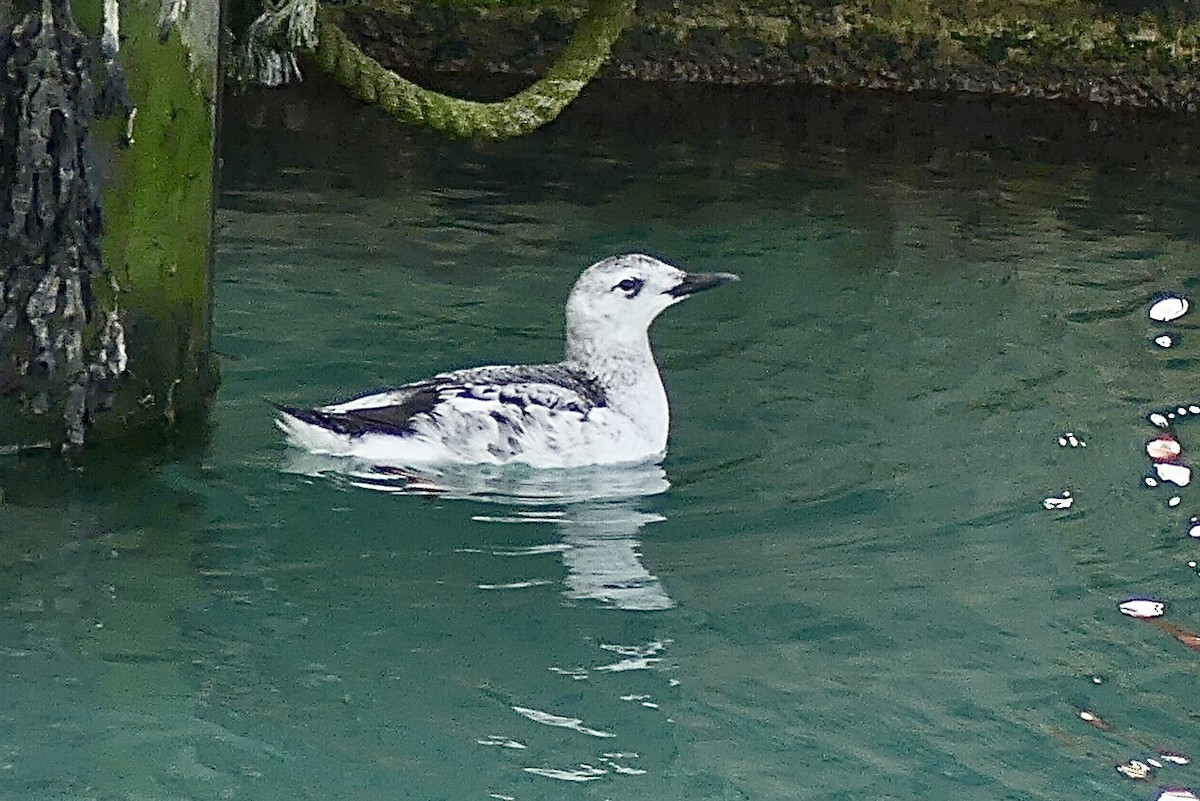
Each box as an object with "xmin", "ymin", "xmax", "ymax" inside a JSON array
[{"xmin": 0, "ymin": 0, "xmax": 221, "ymax": 451}]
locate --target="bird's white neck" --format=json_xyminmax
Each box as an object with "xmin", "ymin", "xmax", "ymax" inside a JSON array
[{"xmin": 565, "ymin": 327, "xmax": 670, "ymax": 448}]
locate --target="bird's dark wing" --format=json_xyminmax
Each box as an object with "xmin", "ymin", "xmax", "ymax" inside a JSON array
[{"xmin": 276, "ymin": 363, "xmax": 607, "ymax": 438}]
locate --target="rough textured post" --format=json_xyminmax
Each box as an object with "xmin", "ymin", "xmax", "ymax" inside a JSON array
[{"xmin": 0, "ymin": 0, "xmax": 221, "ymax": 451}]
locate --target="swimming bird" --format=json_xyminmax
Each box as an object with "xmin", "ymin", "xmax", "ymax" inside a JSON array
[{"xmin": 275, "ymin": 254, "xmax": 738, "ymax": 468}]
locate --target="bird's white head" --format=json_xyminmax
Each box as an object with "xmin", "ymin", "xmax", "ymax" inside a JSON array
[{"xmin": 564, "ymin": 254, "xmax": 738, "ymax": 356}]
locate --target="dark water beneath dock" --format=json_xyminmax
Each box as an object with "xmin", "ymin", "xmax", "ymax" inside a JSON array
[{"xmin": 3, "ymin": 77, "xmax": 1200, "ymax": 799}]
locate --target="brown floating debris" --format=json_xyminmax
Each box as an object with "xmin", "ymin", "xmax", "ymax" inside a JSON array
[{"xmin": 1148, "ymin": 435, "xmax": 1183, "ymax": 462}]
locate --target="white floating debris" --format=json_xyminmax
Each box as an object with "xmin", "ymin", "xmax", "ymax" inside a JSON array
[
  {"xmin": 1043, "ymin": 491, "xmax": 1074, "ymax": 510},
  {"xmin": 1156, "ymin": 462, "xmax": 1192, "ymax": 487},
  {"xmin": 1117, "ymin": 760, "xmax": 1153, "ymax": 780},
  {"xmin": 1079, "ymin": 709, "xmax": 1110, "ymax": 729},
  {"xmin": 1157, "ymin": 789, "xmax": 1199, "ymax": 801},
  {"xmin": 1159, "ymin": 752, "xmax": 1191, "ymax": 766},
  {"xmin": 1150, "ymin": 295, "xmax": 1190, "ymax": 322},
  {"xmin": 1119, "ymin": 599, "xmax": 1166, "ymax": 619},
  {"xmin": 1151, "ymin": 412, "xmax": 1171, "ymax": 428},
  {"xmin": 1148, "ymin": 437, "xmax": 1183, "ymax": 461},
  {"xmin": 1156, "ymin": 334, "xmax": 1176, "ymax": 348}
]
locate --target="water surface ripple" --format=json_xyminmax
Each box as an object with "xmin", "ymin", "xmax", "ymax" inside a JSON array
[{"xmin": 2, "ymin": 80, "xmax": 1200, "ymax": 799}]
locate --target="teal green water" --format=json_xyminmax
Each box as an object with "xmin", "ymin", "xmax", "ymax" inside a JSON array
[{"xmin": 4, "ymin": 81, "xmax": 1200, "ymax": 799}]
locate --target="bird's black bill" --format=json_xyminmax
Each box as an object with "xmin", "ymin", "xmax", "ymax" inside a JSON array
[{"xmin": 664, "ymin": 271, "xmax": 740, "ymax": 298}]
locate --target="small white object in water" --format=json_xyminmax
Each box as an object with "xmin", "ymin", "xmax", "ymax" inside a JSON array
[
  {"xmin": 1170, "ymin": 495, "xmax": 1183, "ymax": 507},
  {"xmin": 1156, "ymin": 462, "xmax": 1192, "ymax": 486},
  {"xmin": 1117, "ymin": 760, "xmax": 1153, "ymax": 780},
  {"xmin": 1057, "ymin": 432, "xmax": 1085, "ymax": 448},
  {"xmin": 1156, "ymin": 334, "xmax": 1176, "ymax": 348},
  {"xmin": 1148, "ymin": 758, "xmax": 1165, "ymax": 768},
  {"xmin": 1150, "ymin": 295, "xmax": 1190, "ymax": 322},
  {"xmin": 1119, "ymin": 598, "xmax": 1165, "ymax": 618},
  {"xmin": 1157, "ymin": 789, "xmax": 1199, "ymax": 801},
  {"xmin": 1146, "ymin": 477, "xmax": 1159, "ymax": 487},
  {"xmin": 1180, "ymin": 407, "xmax": 1191, "ymax": 416},
  {"xmin": 1150, "ymin": 412, "xmax": 1171, "ymax": 428},
  {"xmin": 1148, "ymin": 437, "xmax": 1183, "ymax": 461},
  {"xmin": 1043, "ymin": 491, "xmax": 1073, "ymax": 510}
]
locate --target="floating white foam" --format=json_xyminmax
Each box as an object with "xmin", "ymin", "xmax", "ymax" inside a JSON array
[{"xmin": 1150, "ymin": 295, "xmax": 1190, "ymax": 322}]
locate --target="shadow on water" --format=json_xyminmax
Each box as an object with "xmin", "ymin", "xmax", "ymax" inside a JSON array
[{"xmin": 0, "ymin": 442, "xmax": 268, "ymax": 799}]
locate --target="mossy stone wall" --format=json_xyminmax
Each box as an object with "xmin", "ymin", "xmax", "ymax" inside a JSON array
[{"xmin": 337, "ymin": 0, "xmax": 1200, "ymax": 111}]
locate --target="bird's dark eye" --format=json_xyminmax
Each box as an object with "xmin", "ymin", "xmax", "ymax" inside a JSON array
[{"xmin": 613, "ymin": 277, "xmax": 645, "ymax": 297}]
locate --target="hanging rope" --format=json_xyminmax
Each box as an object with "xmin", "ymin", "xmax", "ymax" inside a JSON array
[{"xmin": 312, "ymin": 0, "xmax": 635, "ymax": 140}]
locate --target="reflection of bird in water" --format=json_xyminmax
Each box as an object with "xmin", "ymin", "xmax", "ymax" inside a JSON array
[
  {"xmin": 283, "ymin": 455, "xmax": 676, "ymax": 611},
  {"xmin": 276, "ymin": 254, "xmax": 737, "ymax": 467},
  {"xmin": 560, "ymin": 504, "xmax": 673, "ymax": 611}
]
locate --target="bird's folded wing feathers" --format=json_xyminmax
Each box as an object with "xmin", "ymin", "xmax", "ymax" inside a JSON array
[{"xmin": 277, "ymin": 364, "xmax": 607, "ymax": 438}]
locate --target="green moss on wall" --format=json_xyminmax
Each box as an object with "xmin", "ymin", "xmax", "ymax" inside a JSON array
[
  {"xmin": 336, "ymin": 0, "xmax": 1200, "ymax": 111},
  {"xmin": 85, "ymin": 0, "xmax": 221, "ymax": 442}
]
